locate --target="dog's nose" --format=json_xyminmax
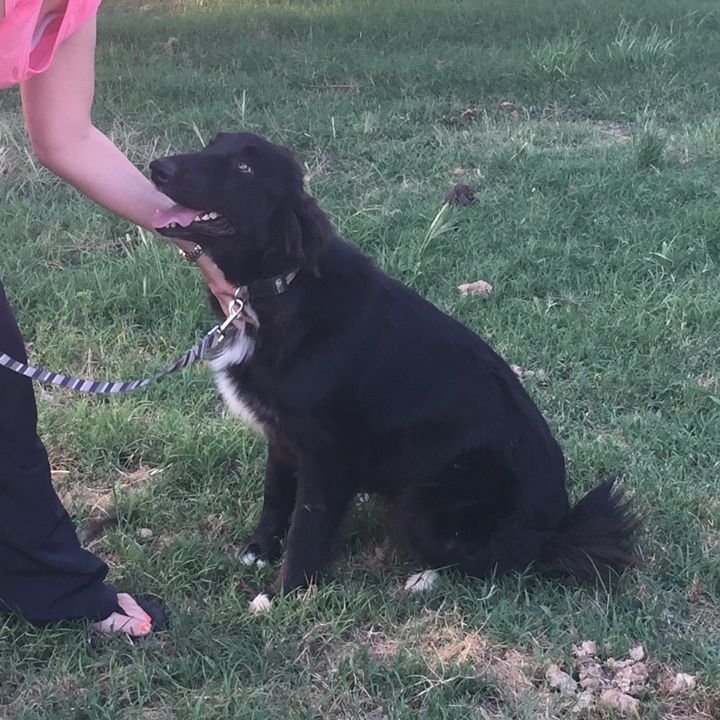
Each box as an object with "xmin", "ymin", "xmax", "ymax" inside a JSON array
[{"xmin": 150, "ymin": 158, "xmax": 177, "ymax": 187}]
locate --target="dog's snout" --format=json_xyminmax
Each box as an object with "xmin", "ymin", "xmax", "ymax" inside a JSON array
[{"xmin": 150, "ymin": 158, "xmax": 177, "ymax": 187}]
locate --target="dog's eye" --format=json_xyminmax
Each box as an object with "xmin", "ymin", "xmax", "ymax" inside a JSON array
[{"xmin": 234, "ymin": 160, "xmax": 253, "ymax": 174}]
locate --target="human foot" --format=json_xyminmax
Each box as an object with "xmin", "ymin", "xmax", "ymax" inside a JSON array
[{"xmin": 93, "ymin": 593, "xmax": 156, "ymax": 638}]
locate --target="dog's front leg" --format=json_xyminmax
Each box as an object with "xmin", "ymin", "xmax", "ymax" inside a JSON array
[
  {"xmin": 249, "ymin": 455, "xmax": 355, "ymax": 612},
  {"xmin": 242, "ymin": 444, "xmax": 297, "ymax": 567}
]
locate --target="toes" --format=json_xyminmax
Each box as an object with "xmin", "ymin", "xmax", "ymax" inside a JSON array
[
  {"xmin": 116, "ymin": 592, "xmax": 152, "ymax": 623},
  {"xmin": 241, "ymin": 550, "xmax": 259, "ymax": 566},
  {"xmin": 241, "ymin": 550, "xmax": 267, "ymax": 568},
  {"xmin": 405, "ymin": 569, "xmax": 439, "ymax": 593},
  {"xmin": 355, "ymin": 492, "xmax": 371, "ymax": 508},
  {"xmin": 249, "ymin": 592, "xmax": 272, "ymax": 614},
  {"xmin": 240, "ymin": 544, "xmax": 270, "ymax": 568},
  {"xmin": 94, "ymin": 611, "xmax": 151, "ymax": 638}
]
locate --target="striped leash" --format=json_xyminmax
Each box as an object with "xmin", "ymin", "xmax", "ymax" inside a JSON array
[{"xmin": 0, "ymin": 295, "xmax": 245, "ymax": 395}]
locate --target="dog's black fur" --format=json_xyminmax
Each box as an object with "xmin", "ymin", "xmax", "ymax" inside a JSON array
[{"xmin": 151, "ymin": 133, "xmax": 638, "ymax": 602}]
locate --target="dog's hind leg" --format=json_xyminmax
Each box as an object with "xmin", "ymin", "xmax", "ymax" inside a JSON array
[
  {"xmin": 399, "ymin": 487, "xmax": 546, "ymax": 581},
  {"xmin": 392, "ymin": 484, "xmax": 453, "ymax": 592},
  {"xmin": 393, "ymin": 463, "xmax": 542, "ymax": 584},
  {"xmin": 242, "ymin": 445, "xmax": 297, "ymax": 567}
]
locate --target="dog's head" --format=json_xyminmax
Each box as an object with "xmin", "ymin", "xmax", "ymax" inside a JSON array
[{"xmin": 151, "ymin": 132, "xmax": 331, "ymax": 282}]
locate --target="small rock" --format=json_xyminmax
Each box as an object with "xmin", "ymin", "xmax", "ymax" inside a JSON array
[
  {"xmin": 138, "ymin": 527, "xmax": 153, "ymax": 540},
  {"xmin": 458, "ymin": 279, "xmax": 493, "ymax": 297},
  {"xmin": 573, "ymin": 691, "xmax": 595, "ymax": 712},
  {"xmin": 607, "ymin": 658, "xmax": 633, "ymax": 671},
  {"xmin": 579, "ymin": 661, "xmax": 605, "ymax": 692},
  {"xmin": 599, "ymin": 689, "xmax": 640, "ymax": 715},
  {"xmin": 573, "ymin": 640, "xmax": 598, "ymax": 659},
  {"xmin": 612, "ymin": 661, "xmax": 648, "ymax": 695},
  {"xmin": 669, "ymin": 673, "xmax": 696, "ymax": 694},
  {"xmin": 629, "ymin": 645, "xmax": 645, "ymax": 662},
  {"xmin": 249, "ymin": 592, "xmax": 272, "ymax": 614},
  {"xmin": 404, "ymin": 569, "xmax": 439, "ymax": 593},
  {"xmin": 161, "ymin": 37, "xmax": 178, "ymax": 53},
  {"xmin": 444, "ymin": 183, "xmax": 476, "ymax": 206},
  {"xmin": 511, "ymin": 364, "xmax": 535, "ymax": 382},
  {"xmin": 545, "ymin": 663, "xmax": 578, "ymax": 695}
]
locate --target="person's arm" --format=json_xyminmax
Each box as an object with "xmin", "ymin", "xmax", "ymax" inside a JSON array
[{"xmin": 20, "ymin": 17, "xmax": 237, "ymax": 314}]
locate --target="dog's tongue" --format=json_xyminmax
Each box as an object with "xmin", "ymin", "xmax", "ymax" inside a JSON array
[{"xmin": 153, "ymin": 205, "xmax": 200, "ymax": 229}]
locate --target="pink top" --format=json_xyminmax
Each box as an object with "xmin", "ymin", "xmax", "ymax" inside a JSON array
[{"xmin": 0, "ymin": 0, "xmax": 102, "ymax": 89}]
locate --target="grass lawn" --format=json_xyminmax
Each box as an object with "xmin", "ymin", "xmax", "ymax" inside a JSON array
[{"xmin": 1, "ymin": 0, "xmax": 719, "ymax": 717}]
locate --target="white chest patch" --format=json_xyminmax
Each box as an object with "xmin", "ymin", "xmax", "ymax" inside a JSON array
[{"xmin": 209, "ymin": 318, "xmax": 267, "ymax": 436}]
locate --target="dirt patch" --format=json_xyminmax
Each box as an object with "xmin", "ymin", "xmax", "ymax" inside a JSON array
[
  {"xmin": 542, "ymin": 641, "xmax": 712, "ymax": 717},
  {"xmin": 200, "ymin": 512, "xmax": 231, "ymax": 541},
  {"xmin": 293, "ymin": 609, "xmax": 546, "ymax": 717},
  {"xmin": 1, "ymin": 674, "xmax": 88, "ymax": 717},
  {"xmin": 355, "ymin": 611, "xmax": 541, "ymax": 700},
  {"xmin": 697, "ymin": 374, "xmax": 718, "ymax": 392},
  {"xmin": 315, "ymin": 620, "xmax": 715, "ymax": 718},
  {"xmin": 595, "ymin": 122, "xmax": 632, "ymax": 143},
  {"xmin": 120, "ymin": 707, "xmax": 176, "ymax": 720},
  {"xmin": 53, "ymin": 464, "xmax": 163, "ymax": 544}
]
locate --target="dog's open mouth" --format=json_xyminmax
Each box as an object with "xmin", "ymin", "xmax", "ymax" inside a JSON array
[{"xmin": 153, "ymin": 204, "xmax": 235, "ymax": 237}]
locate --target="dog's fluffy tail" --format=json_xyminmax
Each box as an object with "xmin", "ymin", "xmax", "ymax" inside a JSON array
[{"xmin": 537, "ymin": 478, "xmax": 640, "ymax": 580}]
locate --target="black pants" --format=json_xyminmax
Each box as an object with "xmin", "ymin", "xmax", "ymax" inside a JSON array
[{"xmin": 0, "ymin": 280, "xmax": 116, "ymax": 623}]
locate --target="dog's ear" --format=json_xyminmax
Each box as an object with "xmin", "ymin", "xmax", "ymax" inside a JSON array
[{"xmin": 271, "ymin": 193, "xmax": 332, "ymax": 276}]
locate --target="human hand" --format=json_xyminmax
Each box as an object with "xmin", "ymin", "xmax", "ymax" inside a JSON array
[{"xmin": 173, "ymin": 239, "xmax": 244, "ymax": 329}]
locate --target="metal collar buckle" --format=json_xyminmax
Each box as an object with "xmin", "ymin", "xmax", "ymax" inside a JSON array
[{"xmin": 214, "ymin": 288, "xmax": 246, "ymax": 342}]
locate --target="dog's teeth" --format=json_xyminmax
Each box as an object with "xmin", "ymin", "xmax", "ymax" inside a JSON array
[
  {"xmin": 200, "ymin": 213, "xmax": 211, "ymax": 221},
  {"xmin": 208, "ymin": 211, "xmax": 220, "ymax": 220},
  {"xmin": 169, "ymin": 222, "xmax": 178, "ymax": 228}
]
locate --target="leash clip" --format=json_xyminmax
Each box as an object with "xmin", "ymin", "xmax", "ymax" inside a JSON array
[{"xmin": 214, "ymin": 288, "xmax": 245, "ymax": 342}]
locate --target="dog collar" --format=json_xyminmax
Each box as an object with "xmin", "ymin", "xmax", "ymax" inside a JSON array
[
  {"xmin": 216, "ymin": 269, "xmax": 300, "ymax": 339},
  {"xmin": 242, "ymin": 268, "xmax": 300, "ymax": 301}
]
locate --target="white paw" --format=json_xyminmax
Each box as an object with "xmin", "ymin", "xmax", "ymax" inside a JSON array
[
  {"xmin": 355, "ymin": 493, "xmax": 370, "ymax": 508},
  {"xmin": 405, "ymin": 569, "xmax": 439, "ymax": 593},
  {"xmin": 249, "ymin": 592, "xmax": 272, "ymax": 614},
  {"xmin": 241, "ymin": 551, "xmax": 258, "ymax": 566},
  {"xmin": 241, "ymin": 551, "xmax": 268, "ymax": 568}
]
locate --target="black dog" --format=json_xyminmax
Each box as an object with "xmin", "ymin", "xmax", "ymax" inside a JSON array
[{"xmin": 151, "ymin": 133, "xmax": 638, "ymax": 611}]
